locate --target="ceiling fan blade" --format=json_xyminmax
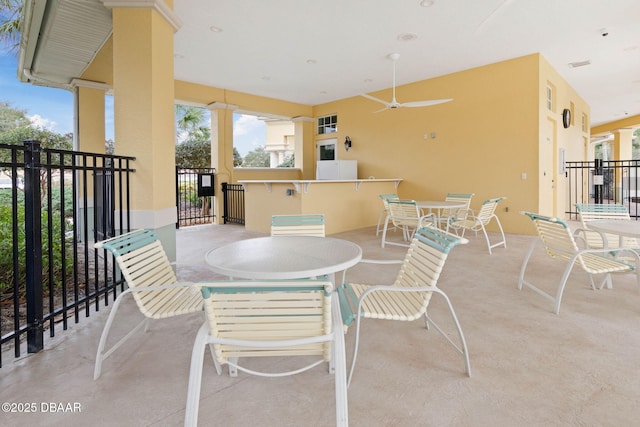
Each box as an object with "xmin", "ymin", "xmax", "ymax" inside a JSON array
[
  {"xmin": 360, "ymin": 93, "xmax": 391, "ymax": 107},
  {"xmin": 399, "ymin": 98, "xmax": 453, "ymax": 108},
  {"xmin": 373, "ymin": 106, "xmax": 390, "ymax": 113}
]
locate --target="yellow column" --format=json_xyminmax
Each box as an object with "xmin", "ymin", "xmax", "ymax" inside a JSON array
[
  {"xmin": 208, "ymin": 103, "xmax": 236, "ymax": 223},
  {"xmin": 292, "ymin": 116, "xmax": 315, "ymax": 179},
  {"xmin": 611, "ymin": 128, "xmax": 634, "ymax": 160},
  {"xmin": 74, "ymin": 84, "xmax": 108, "ymax": 153},
  {"xmin": 109, "ymin": 1, "xmax": 180, "ymax": 257}
]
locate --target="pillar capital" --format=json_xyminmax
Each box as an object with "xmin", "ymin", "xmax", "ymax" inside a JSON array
[{"xmin": 102, "ymin": 0, "xmax": 182, "ymax": 31}]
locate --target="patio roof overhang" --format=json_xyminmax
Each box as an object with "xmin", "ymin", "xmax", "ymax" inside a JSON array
[{"xmin": 18, "ymin": 0, "xmax": 112, "ymax": 89}]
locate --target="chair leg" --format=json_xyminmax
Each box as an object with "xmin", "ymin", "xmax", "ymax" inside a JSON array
[
  {"xmin": 331, "ymin": 294, "xmax": 349, "ymax": 427},
  {"xmin": 184, "ymin": 322, "xmax": 209, "ymax": 427},
  {"xmin": 381, "ymin": 219, "xmax": 390, "ymax": 248},
  {"xmin": 347, "ymin": 312, "xmax": 364, "ymax": 388},
  {"xmin": 94, "ymin": 289, "xmax": 146, "ymax": 380},
  {"xmin": 429, "ymin": 289, "xmax": 471, "ymax": 377},
  {"xmin": 376, "ymin": 210, "xmax": 386, "ymax": 236}
]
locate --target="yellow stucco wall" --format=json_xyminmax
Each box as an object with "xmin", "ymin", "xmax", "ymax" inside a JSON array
[
  {"xmin": 242, "ymin": 180, "xmax": 400, "ymax": 234},
  {"xmin": 310, "ymin": 54, "xmax": 589, "ymax": 235}
]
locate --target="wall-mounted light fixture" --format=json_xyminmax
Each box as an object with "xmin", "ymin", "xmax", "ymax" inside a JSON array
[{"xmin": 344, "ymin": 136, "xmax": 352, "ymax": 151}]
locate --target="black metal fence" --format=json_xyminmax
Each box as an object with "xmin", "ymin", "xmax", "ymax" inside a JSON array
[
  {"xmin": 0, "ymin": 140, "xmax": 135, "ymax": 366},
  {"xmin": 566, "ymin": 159, "xmax": 640, "ymax": 219},
  {"xmin": 176, "ymin": 168, "xmax": 216, "ymax": 228},
  {"xmin": 221, "ymin": 182, "xmax": 245, "ymax": 224}
]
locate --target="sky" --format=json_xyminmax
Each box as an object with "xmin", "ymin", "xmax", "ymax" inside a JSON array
[{"xmin": 0, "ymin": 52, "xmax": 264, "ymax": 156}]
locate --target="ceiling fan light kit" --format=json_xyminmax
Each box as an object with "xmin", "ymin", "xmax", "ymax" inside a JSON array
[{"xmin": 360, "ymin": 53, "xmax": 453, "ymax": 112}]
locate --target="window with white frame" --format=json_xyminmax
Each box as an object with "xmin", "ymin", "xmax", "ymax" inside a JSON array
[{"xmin": 317, "ymin": 114, "xmax": 337, "ymax": 135}]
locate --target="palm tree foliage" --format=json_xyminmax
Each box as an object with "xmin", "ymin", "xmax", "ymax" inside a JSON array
[{"xmin": 0, "ymin": 0, "xmax": 24, "ymax": 53}]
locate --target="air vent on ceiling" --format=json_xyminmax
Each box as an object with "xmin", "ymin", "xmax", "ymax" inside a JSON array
[{"xmin": 568, "ymin": 60, "xmax": 591, "ymax": 68}]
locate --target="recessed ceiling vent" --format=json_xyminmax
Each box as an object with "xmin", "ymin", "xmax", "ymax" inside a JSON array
[{"xmin": 568, "ymin": 60, "xmax": 591, "ymax": 68}]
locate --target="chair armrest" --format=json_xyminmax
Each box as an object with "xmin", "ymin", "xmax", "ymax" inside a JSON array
[
  {"xmin": 418, "ymin": 213, "xmax": 436, "ymax": 228},
  {"xmin": 572, "ymin": 227, "xmax": 607, "ymax": 249}
]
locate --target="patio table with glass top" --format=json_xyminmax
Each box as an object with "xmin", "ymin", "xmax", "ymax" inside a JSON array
[{"xmin": 204, "ymin": 236, "xmax": 363, "ymax": 282}]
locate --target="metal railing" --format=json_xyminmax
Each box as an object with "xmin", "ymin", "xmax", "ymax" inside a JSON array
[
  {"xmin": 0, "ymin": 140, "xmax": 135, "ymax": 366},
  {"xmin": 566, "ymin": 159, "xmax": 640, "ymax": 220},
  {"xmin": 176, "ymin": 168, "xmax": 216, "ymax": 228},
  {"xmin": 221, "ymin": 182, "xmax": 245, "ymax": 224}
]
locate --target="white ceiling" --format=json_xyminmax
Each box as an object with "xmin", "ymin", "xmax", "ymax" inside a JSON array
[{"xmin": 173, "ymin": 0, "xmax": 640, "ymax": 127}]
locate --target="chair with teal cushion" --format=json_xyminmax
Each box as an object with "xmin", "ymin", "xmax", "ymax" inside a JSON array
[
  {"xmin": 271, "ymin": 214, "xmax": 326, "ymax": 237},
  {"xmin": 518, "ymin": 212, "xmax": 639, "ymax": 314},
  {"xmin": 93, "ymin": 229, "xmax": 204, "ymax": 380},
  {"xmin": 185, "ymin": 278, "xmax": 347, "ymax": 426},
  {"xmin": 338, "ymin": 225, "xmax": 471, "ymax": 386},
  {"xmin": 447, "ymin": 196, "xmax": 507, "ymax": 254}
]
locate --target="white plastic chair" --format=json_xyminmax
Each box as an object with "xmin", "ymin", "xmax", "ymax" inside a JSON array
[
  {"xmin": 381, "ymin": 199, "xmax": 435, "ymax": 248},
  {"xmin": 518, "ymin": 212, "xmax": 639, "ymax": 314},
  {"xmin": 574, "ymin": 203, "xmax": 640, "ymax": 249},
  {"xmin": 185, "ymin": 278, "xmax": 347, "ymax": 427},
  {"xmin": 447, "ymin": 197, "xmax": 507, "ymax": 254},
  {"xmin": 375, "ymin": 193, "xmax": 398, "ymax": 236},
  {"xmin": 271, "ymin": 214, "xmax": 325, "ymax": 237},
  {"xmin": 93, "ymin": 230, "xmax": 203, "ymax": 380},
  {"xmin": 338, "ymin": 226, "xmax": 471, "ymax": 386},
  {"xmin": 438, "ymin": 193, "xmax": 474, "ymax": 227}
]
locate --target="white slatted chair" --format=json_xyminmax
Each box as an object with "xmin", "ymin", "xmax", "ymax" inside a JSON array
[
  {"xmin": 437, "ymin": 192, "xmax": 474, "ymax": 229},
  {"xmin": 185, "ymin": 278, "xmax": 347, "ymax": 427},
  {"xmin": 338, "ymin": 226, "xmax": 471, "ymax": 386},
  {"xmin": 381, "ymin": 199, "xmax": 435, "ymax": 248},
  {"xmin": 93, "ymin": 230, "xmax": 204, "ymax": 380},
  {"xmin": 574, "ymin": 203, "xmax": 640, "ymax": 249},
  {"xmin": 518, "ymin": 212, "xmax": 639, "ymax": 314},
  {"xmin": 446, "ymin": 197, "xmax": 507, "ymax": 254},
  {"xmin": 375, "ymin": 193, "xmax": 398, "ymax": 236},
  {"xmin": 271, "ymin": 214, "xmax": 326, "ymax": 237}
]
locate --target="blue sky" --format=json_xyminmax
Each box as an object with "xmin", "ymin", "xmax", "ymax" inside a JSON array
[{"xmin": 0, "ymin": 51, "xmax": 264, "ymax": 156}]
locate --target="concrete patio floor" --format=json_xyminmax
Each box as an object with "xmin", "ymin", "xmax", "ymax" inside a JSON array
[{"xmin": 2, "ymin": 223, "xmax": 640, "ymax": 426}]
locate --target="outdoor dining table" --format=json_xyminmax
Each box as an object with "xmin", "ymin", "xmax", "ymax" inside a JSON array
[
  {"xmin": 416, "ymin": 200, "xmax": 468, "ymax": 228},
  {"xmin": 586, "ymin": 219, "xmax": 640, "ymax": 247},
  {"xmin": 204, "ymin": 236, "xmax": 363, "ymax": 282}
]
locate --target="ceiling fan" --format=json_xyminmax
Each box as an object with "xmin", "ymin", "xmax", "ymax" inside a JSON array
[{"xmin": 360, "ymin": 53, "xmax": 453, "ymax": 113}]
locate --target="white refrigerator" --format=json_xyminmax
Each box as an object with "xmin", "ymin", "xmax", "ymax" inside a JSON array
[{"xmin": 316, "ymin": 160, "xmax": 357, "ymax": 180}]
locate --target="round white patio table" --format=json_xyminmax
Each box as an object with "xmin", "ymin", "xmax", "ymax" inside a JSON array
[
  {"xmin": 204, "ymin": 236, "xmax": 363, "ymax": 280},
  {"xmin": 586, "ymin": 219, "xmax": 640, "ymax": 247},
  {"xmin": 416, "ymin": 200, "xmax": 467, "ymax": 228}
]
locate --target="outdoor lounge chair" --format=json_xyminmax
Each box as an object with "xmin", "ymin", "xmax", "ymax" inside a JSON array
[
  {"xmin": 270, "ymin": 214, "xmax": 326, "ymax": 237},
  {"xmin": 437, "ymin": 192, "xmax": 474, "ymax": 229},
  {"xmin": 93, "ymin": 229, "xmax": 204, "ymax": 380},
  {"xmin": 574, "ymin": 203, "xmax": 640, "ymax": 249},
  {"xmin": 518, "ymin": 212, "xmax": 639, "ymax": 314},
  {"xmin": 184, "ymin": 278, "xmax": 347, "ymax": 427},
  {"xmin": 446, "ymin": 196, "xmax": 507, "ymax": 254},
  {"xmin": 338, "ymin": 226, "xmax": 471, "ymax": 386},
  {"xmin": 381, "ymin": 199, "xmax": 435, "ymax": 248},
  {"xmin": 375, "ymin": 193, "xmax": 399, "ymax": 236}
]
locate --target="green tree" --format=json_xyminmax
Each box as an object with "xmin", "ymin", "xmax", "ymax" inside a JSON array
[
  {"xmin": 233, "ymin": 147, "xmax": 243, "ymax": 167},
  {"xmin": 0, "ymin": 101, "xmax": 29, "ymax": 132},
  {"xmin": 175, "ymin": 105, "xmax": 210, "ymax": 143},
  {"xmin": 278, "ymin": 154, "xmax": 295, "ymax": 168},
  {"xmin": 0, "ymin": 125, "xmax": 73, "ymax": 202},
  {"xmin": 175, "ymin": 139, "xmax": 211, "ymax": 169},
  {"xmin": 0, "ymin": 0, "xmax": 23, "ymax": 53},
  {"xmin": 242, "ymin": 146, "xmax": 270, "ymax": 167}
]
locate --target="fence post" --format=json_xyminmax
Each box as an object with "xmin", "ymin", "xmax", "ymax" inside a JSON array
[
  {"xmin": 594, "ymin": 159, "xmax": 603, "ymax": 204},
  {"xmin": 23, "ymin": 140, "xmax": 44, "ymax": 353}
]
